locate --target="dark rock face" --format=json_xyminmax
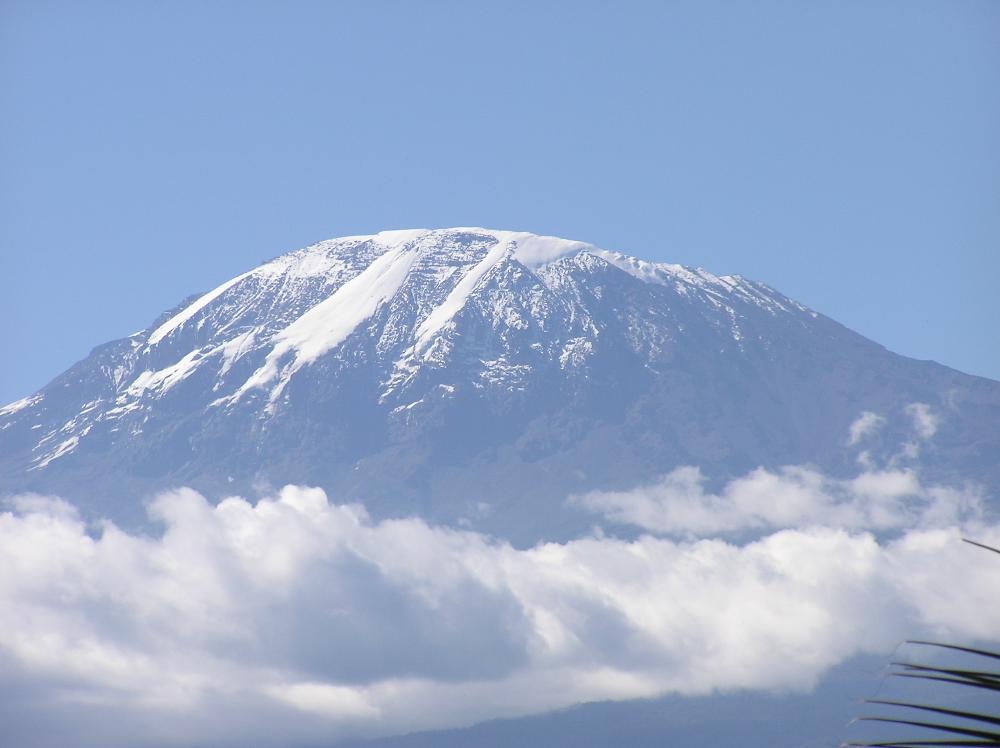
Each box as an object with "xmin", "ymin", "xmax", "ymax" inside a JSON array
[{"xmin": 2, "ymin": 228, "xmax": 997, "ymax": 542}]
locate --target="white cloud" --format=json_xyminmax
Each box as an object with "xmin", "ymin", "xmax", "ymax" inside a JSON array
[
  {"xmin": 265, "ymin": 682, "xmax": 380, "ymax": 719},
  {"xmin": 571, "ymin": 465, "xmax": 981, "ymax": 536},
  {"xmin": 905, "ymin": 402, "xmax": 939, "ymax": 440},
  {"xmin": 846, "ymin": 403, "xmax": 941, "ymax": 465},
  {"xmin": 885, "ymin": 402, "xmax": 941, "ymax": 463},
  {"xmin": 1, "ymin": 484, "xmax": 999, "ymax": 747},
  {"xmin": 847, "ymin": 411, "xmax": 884, "ymax": 446}
]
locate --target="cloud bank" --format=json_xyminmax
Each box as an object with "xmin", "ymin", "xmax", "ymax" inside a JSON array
[
  {"xmin": 570, "ymin": 465, "xmax": 982, "ymax": 535},
  {"xmin": 574, "ymin": 401, "xmax": 972, "ymax": 536},
  {"xmin": 3, "ymin": 404, "xmax": 996, "ymax": 746},
  {"xmin": 2, "ymin": 481, "xmax": 999, "ymax": 747}
]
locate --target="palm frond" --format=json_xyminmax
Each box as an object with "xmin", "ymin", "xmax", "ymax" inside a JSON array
[{"xmin": 843, "ymin": 539, "xmax": 1000, "ymax": 748}]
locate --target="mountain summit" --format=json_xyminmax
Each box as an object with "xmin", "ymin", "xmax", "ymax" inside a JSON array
[{"xmin": 2, "ymin": 228, "xmax": 997, "ymax": 539}]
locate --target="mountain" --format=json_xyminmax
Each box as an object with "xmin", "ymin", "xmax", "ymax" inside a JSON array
[{"xmin": 1, "ymin": 227, "xmax": 997, "ymax": 540}]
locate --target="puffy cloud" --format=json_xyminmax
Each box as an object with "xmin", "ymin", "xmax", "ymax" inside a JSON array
[
  {"xmin": 572, "ymin": 404, "xmax": 979, "ymax": 537},
  {"xmin": 571, "ymin": 465, "xmax": 982, "ymax": 536},
  {"xmin": 1, "ymin": 484, "xmax": 999, "ymax": 747}
]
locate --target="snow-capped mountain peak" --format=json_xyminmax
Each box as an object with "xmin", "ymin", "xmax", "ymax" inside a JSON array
[
  {"xmin": 111, "ymin": 227, "xmax": 791, "ymax": 412},
  {"xmin": 3, "ymin": 227, "xmax": 996, "ymax": 540}
]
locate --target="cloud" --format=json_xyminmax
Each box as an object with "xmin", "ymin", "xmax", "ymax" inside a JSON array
[
  {"xmin": 2, "ymin": 484, "xmax": 999, "ymax": 747},
  {"xmin": 571, "ymin": 465, "xmax": 982, "ymax": 536},
  {"xmin": 888, "ymin": 401, "xmax": 941, "ymax": 462},
  {"xmin": 572, "ymin": 403, "xmax": 976, "ymax": 537},
  {"xmin": 845, "ymin": 402, "xmax": 941, "ymax": 466},
  {"xmin": 905, "ymin": 402, "xmax": 939, "ymax": 440},
  {"xmin": 847, "ymin": 411, "xmax": 884, "ymax": 446}
]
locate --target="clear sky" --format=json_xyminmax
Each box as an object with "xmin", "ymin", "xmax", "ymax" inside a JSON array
[{"xmin": 1, "ymin": 0, "xmax": 997, "ymax": 403}]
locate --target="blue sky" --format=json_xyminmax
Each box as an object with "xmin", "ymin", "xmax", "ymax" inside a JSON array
[{"xmin": 2, "ymin": 0, "xmax": 997, "ymax": 403}]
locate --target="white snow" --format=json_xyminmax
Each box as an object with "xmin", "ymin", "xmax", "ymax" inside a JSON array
[
  {"xmin": 217, "ymin": 330, "xmax": 257, "ymax": 376},
  {"xmin": 147, "ymin": 269, "xmax": 257, "ymax": 346},
  {"xmin": 236, "ymin": 241, "xmax": 421, "ymax": 400},
  {"xmin": 122, "ymin": 332, "xmax": 253, "ymax": 405},
  {"xmin": 559, "ymin": 337, "xmax": 594, "ymax": 369},
  {"xmin": 508, "ymin": 232, "xmax": 591, "ymax": 268},
  {"xmin": 284, "ymin": 251, "xmax": 347, "ymax": 279},
  {"xmin": 373, "ymin": 228, "xmax": 431, "ymax": 246},
  {"xmin": 126, "ymin": 348, "xmax": 208, "ymax": 397},
  {"xmin": 31, "ymin": 435, "xmax": 79, "ymax": 470},
  {"xmin": 406, "ymin": 229, "xmax": 593, "ymax": 356},
  {"xmin": 391, "ymin": 399, "xmax": 424, "ymax": 414},
  {"xmin": 412, "ymin": 239, "xmax": 511, "ymax": 354},
  {"xmin": 441, "ymin": 228, "xmax": 592, "ymax": 268},
  {"xmin": 592, "ymin": 250, "xmax": 734, "ymax": 292},
  {"xmin": 41, "ymin": 227, "xmax": 808, "ymax": 426},
  {"xmin": 77, "ymin": 399, "xmax": 103, "ymax": 415},
  {"xmin": 591, "ymin": 250, "xmax": 667, "ymax": 285},
  {"xmin": 0, "ymin": 394, "xmax": 42, "ymax": 417}
]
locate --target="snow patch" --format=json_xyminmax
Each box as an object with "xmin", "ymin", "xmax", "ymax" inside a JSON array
[
  {"xmin": 441, "ymin": 228, "xmax": 591, "ymax": 268},
  {"xmin": 148, "ymin": 270, "xmax": 257, "ymax": 346},
  {"xmin": 509, "ymin": 233, "xmax": 591, "ymax": 268},
  {"xmin": 126, "ymin": 348, "xmax": 208, "ymax": 397},
  {"xmin": 591, "ymin": 251, "xmax": 670, "ymax": 285},
  {"xmin": 391, "ymin": 399, "xmax": 424, "ymax": 414},
  {"xmin": 559, "ymin": 337, "xmax": 593, "ymax": 369},
  {"xmin": 0, "ymin": 394, "xmax": 42, "ymax": 417},
  {"xmin": 217, "ymin": 330, "xmax": 258, "ymax": 376},
  {"xmin": 374, "ymin": 228, "xmax": 431, "ymax": 246},
  {"xmin": 31, "ymin": 436, "xmax": 79, "ymax": 470},
  {"xmin": 412, "ymin": 240, "xmax": 510, "ymax": 354},
  {"xmin": 236, "ymin": 241, "xmax": 421, "ymax": 402}
]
